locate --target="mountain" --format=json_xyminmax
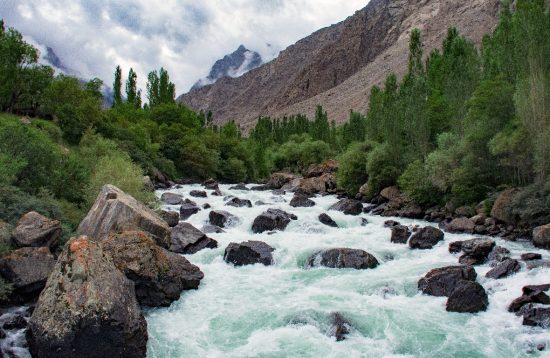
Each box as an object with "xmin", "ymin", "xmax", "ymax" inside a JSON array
[
  {"xmin": 178, "ymin": 0, "xmax": 501, "ymax": 130},
  {"xmin": 191, "ymin": 45, "xmax": 263, "ymax": 90}
]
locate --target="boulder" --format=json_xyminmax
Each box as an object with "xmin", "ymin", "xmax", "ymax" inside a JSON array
[
  {"xmin": 446, "ymin": 280, "xmax": 489, "ymax": 313},
  {"xmin": 12, "ymin": 212, "xmax": 61, "ymax": 248},
  {"xmin": 408, "ymin": 226, "xmax": 444, "ymax": 250},
  {"xmin": 224, "ymin": 241, "xmax": 274, "ymax": 266},
  {"xmin": 305, "ymin": 160, "xmax": 338, "ymax": 178},
  {"xmin": 225, "ymin": 197, "xmax": 253, "ymax": 208},
  {"xmin": 399, "ymin": 202, "xmax": 424, "ymax": 219},
  {"xmin": 390, "ymin": 225, "xmax": 411, "ymax": 244},
  {"xmin": 251, "ymin": 209, "xmax": 297, "ymax": 233},
  {"xmin": 189, "ymin": 190, "xmax": 207, "ymax": 198},
  {"xmin": 359, "ymin": 183, "xmax": 370, "ymax": 197},
  {"xmin": 418, "ymin": 265, "xmax": 477, "ymax": 297},
  {"xmin": 380, "ymin": 186, "xmax": 401, "ymax": 202},
  {"xmin": 318, "ymin": 213, "xmax": 338, "ymax": 228},
  {"xmin": 103, "ymin": 231, "xmax": 204, "ymax": 307},
  {"xmin": 3, "ymin": 314, "xmax": 27, "ymax": 330},
  {"xmin": 143, "ymin": 176, "xmax": 155, "ymax": 192},
  {"xmin": 290, "ymin": 194, "xmax": 315, "ymax": 208},
  {"xmin": 384, "ymin": 220, "xmax": 400, "ymax": 228},
  {"xmin": 267, "ymin": 172, "xmax": 299, "ymax": 189},
  {"xmin": 160, "ymin": 192, "xmax": 184, "ymax": 205},
  {"xmin": 202, "ymin": 179, "xmax": 219, "ymax": 190},
  {"xmin": 203, "ymin": 203, "xmax": 211, "ymax": 209},
  {"xmin": 179, "ymin": 203, "xmax": 201, "ymax": 220},
  {"xmin": 160, "ymin": 210, "xmax": 179, "ymax": 227},
  {"xmin": 329, "ymin": 199, "xmax": 363, "ymax": 216},
  {"xmin": 508, "ymin": 284, "xmax": 550, "ymax": 313},
  {"xmin": 229, "ymin": 183, "xmax": 249, "ymax": 191},
  {"xmin": 78, "ymin": 185, "xmax": 170, "ymax": 248},
  {"xmin": 306, "ymin": 248, "xmax": 379, "ymax": 270},
  {"xmin": 446, "ymin": 217, "xmax": 475, "ymax": 234},
  {"xmin": 491, "ymin": 188, "xmax": 519, "ymax": 224},
  {"xmin": 271, "ymin": 189, "xmax": 286, "ymax": 196},
  {"xmin": 521, "ymin": 253, "xmax": 542, "ymax": 261},
  {"xmin": 522, "ymin": 307, "xmax": 550, "ymax": 328},
  {"xmin": 170, "ymin": 222, "xmax": 218, "ymax": 254},
  {"xmin": 448, "ymin": 239, "xmax": 495, "ymax": 265},
  {"xmin": 298, "ymin": 173, "xmax": 337, "ymax": 195},
  {"xmin": 209, "ymin": 210, "xmax": 239, "ymax": 228},
  {"xmin": 533, "ymin": 224, "xmax": 550, "ymax": 249},
  {"xmin": 0, "ymin": 247, "xmax": 55, "ymax": 302},
  {"xmin": 488, "ymin": 246, "xmax": 510, "ymax": 263},
  {"xmin": 327, "ymin": 312, "xmax": 350, "ymax": 342},
  {"xmin": 281, "ymin": 178, "xmax": 302, "ymax": 192},
  {"xmin": 201, "ymin": 225, "xmax": 225, "ymax": 234},
  {"xmin": 28, "ymin": 236, "xmax": 148, "ymax": 358},
  {"xmin": 485, "ymin": 258, "xmax": 521, "ymax": 279}
]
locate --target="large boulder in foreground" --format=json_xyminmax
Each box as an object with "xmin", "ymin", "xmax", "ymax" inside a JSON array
[
  {"xmin": 533, "ymin": 224, "xmax": 550, "ymax": 249},
  {"xmin": 446, "ymin": 280, "xmax": 489, "ymax": 313},
  {"xmin": 103, "ymin": 231, "xmax": 203, "ymax": 307},
  {"xmin": 78, "ymin": 185, "xmax": 170, "ymax": 248},
  {"xmin": 329, "ymin": 199, "xmax": 363, "ymax": 216},
  {"xmin": 170, "ymin": 222, "xmax": 218, "ymax": 254},
  {"xmin": 224, "ymin": 241, "xmax": 275, "ymax": 266},
  {"xmin": 12, "ymin": 212, "xmax": 61, "ymax": 248},
  {"xmin": 0, "ymin": 247, "xmax": 55, "ymax": 302},
  {"xmin": 307, "ymin": 248, "xmax": 379, "ymax": 270},
  {"xmin": 251, "ymin": 209, "xmax": 297, "ymax": 233},
  {"xmin": 418, "ymin": 265, "xmax": 477, "ymax": 297},
  {"xmin": 408, "ymin": 226, "xmax": 444, "ymax": 250},
  {"xmin": 28, "ymin": 236, "xmax": 147, "ymax": 358},
  {"xmin": 448, "ymin": 239, "xmax": 495, "ymax": 265}
]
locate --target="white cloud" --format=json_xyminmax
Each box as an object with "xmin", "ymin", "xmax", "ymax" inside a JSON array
[{"xmin": 1, "ymin": 0, "xmax": 368, "ymax": 95}]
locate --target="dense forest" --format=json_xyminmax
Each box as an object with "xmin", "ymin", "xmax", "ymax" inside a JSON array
[{"xmin": 0, "ymin": 0, "xmax": 549, "ymax": 258}]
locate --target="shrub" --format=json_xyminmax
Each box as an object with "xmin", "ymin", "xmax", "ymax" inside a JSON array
[
  {"xmin": 337, "ymin": 142, "xmax": 372, "ymax": 194},
  {"xmin": 219, "ymin": 158, "xmax": 247, "ymax": 183},
  {"xmin": 366, "ymin": 143, "xmax": 402, "ymax": 196},
  {"xmin": 0, "ymin": 186, "xmax": 64, "ymax": 225},
  {"xmin": 399, "ymin": 160, "xmax": 443, "ymax": 207}
]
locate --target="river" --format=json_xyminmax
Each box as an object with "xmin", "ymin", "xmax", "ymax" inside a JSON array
[{"xmin": 147, "ymin": 184, "xmax": 550, "ymax": 357}]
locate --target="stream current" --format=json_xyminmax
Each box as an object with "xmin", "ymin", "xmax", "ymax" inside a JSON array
[{"xmin": 146, "ymin": 184, "xmax": 550, "ymax": 357}]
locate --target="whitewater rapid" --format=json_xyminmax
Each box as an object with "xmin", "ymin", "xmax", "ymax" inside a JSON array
[{"xmin": 148, "ymin": 184, "xmax": 549, "ymax": 357}]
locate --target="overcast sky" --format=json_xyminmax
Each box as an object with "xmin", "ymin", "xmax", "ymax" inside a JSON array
[{"xmin": 0, "ymin": 0, "xmax": 368, "ymax": 95}]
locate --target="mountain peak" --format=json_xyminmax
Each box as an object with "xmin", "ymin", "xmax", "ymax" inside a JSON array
[{"xmin": 191, "ymin": 45, "xmax": 263, "ymax": 91}]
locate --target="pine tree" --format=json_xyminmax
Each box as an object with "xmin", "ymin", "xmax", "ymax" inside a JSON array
[
  {"xmin": 113, "ymin": 65, "xmax": 122, "ymax": 107},
  {"xmin": 408, "ymin": 28, "xmax": 424, "ymax": 77}
]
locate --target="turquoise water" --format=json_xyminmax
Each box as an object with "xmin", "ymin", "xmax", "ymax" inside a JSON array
[{"xmin": 148, "ymin": 185, "xmax": 550, "ymax": 358}]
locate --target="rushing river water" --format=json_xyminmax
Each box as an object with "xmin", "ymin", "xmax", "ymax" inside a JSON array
[{"xmin": 147, "ymin": 184, "xmax": 549, "ymax": 358}]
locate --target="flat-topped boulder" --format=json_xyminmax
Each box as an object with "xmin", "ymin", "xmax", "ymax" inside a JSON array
[
  {"xmin": 103, "ymin": 231, "xmax": 204, "ymax": 307},
  {"xmin": 209, "ymin": 210, "xmax": 239, "ymax": 228},
  {"xmin": 160, "ymin": 192, "xmax": 184, "ymax": 205},
  {"xmin": 170, "ymin": 222, "xmax": 218, "ymax": 254},
  {"xmin": 446, "ymin": 217, "xmax": 475, "ymax": 234},
  {"xmin": 418, "ymin": 265, "xmax": 477, "ymax": 297},
  {"xmin": 201, "ymin": 224, "xmax": 225, "ymax": 234},
  {"xmin": 449, "ymin": 239, "xmax": 495, "ymax": 265},
  {"xmin": 307, "ymin": 248, "xmax": 379, "ymax": 270},
  {"xmin": 77, "ymin": 185, "xmax": 170, "ymax": 248},
  {"xmin": 329, "ymin": 199, "xmax": 363, "ymax": 216},
  {"xmin": 408, "ymin": 226, "xmax": 444, "ymax": 250},
  {"xmin": 189, "ymin": 190, "xmax": 207, "ymax": 198},
  {"xmin": 252, "ymin": 209, "xmax": 297, "ymax": 233},
  {"xmin": 28, "ymin": 236, "xmax": 148, "ymax": 358},
  {"xmin": 446, "ymin": 280, "xmax": 489, "ymax": 313},
  {"xmin": 224, "ymin": 241, "xmax": 275, "ymax": 266},
  {"xmin": 0, "ymin": 247, "xmax": 55, "ymax": 302},
  {"xmin": 12, "ymin": 211, "xmax": 61, "ymax": 248}
]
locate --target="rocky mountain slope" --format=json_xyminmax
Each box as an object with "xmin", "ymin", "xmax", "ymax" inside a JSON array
[
  {"xmin": 178, "ymin": 0, "xmax": 500, "ymax": 129},
  {"xmin": 191, "ymin": 45, "xmax": 263, "ymax": 90}
]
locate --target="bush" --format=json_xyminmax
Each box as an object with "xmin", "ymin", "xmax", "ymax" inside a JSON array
[
  {"xmin": 0, "ymin": 186, "xmax": 64, "ymax": 225},
  {"xmin": 399, "ymin": 160, "xmax": 443, "ymax": 207},
  {"xmin": 272, "ymin": 134, "xmax": 332, "ymax": 174},
  {"xmin": 366, "ymin": 143, "xmax": 402, "ymax": 196},
  {"xmin": 219, "ymin": 158, "xmax": 247, "ymax": 183},
  {"xmin": 337, "ymin": 142, "xmax": 371, "ymax": 194}
]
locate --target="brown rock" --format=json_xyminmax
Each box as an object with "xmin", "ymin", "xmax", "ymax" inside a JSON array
[
  {"xmin": 103, "ymin": 231, "xmax": 204, "ymax": 307},
  {"xmin": 305, "ymin": 160, "xmax": 339, "ymax": 178},
  {"xmin": 78, "ymin": 185, "xmax": 170, "ymax": 248},
  {"xmin": 446, "ymin": 280, "xmax": 489, "ymax": 313},
  {"xmin": 307, "ymin": 248, "xmax": 379, "ymax": 270},
  {"xmin": 380, "ymin": 186, "xmax": 401, "ymax": 202},
  {"xmin": 267, "ymin": 172, "xmax": 299, "ymax": 189},
  {"xmin": 446, "ymin": 217, "xmax": 475, "ymax": 234},
  {"xmin": 390, "ymin": 225, "xmax": 410, "ymax": 244},
  {"xmin": 298, "ymin": 173, "xmax": 336, "ymax": 194},
  {"xmin": 533, "ymin": 224, "xmax": 550, "ymax": 249},
  {"xmin": 418, "ymin": 265, "xmax": 477, "ymax": 297},
  {"xmin": 409, "ymin": 226, "xmax": 444, "ymax": 250},
  {"xmin": 28, "ymin": 236, "xmax": 148, "ymax": 358},
  {"xmin": 12, "ymin": 212, "xmax": 61, "ymax": 248},
  {"xmin": 160, "ymin": 210, "xmax": 179, "ymax": 227},
  {"xmin": 491, "ymin": 188, "xmax": 519, "ymax": 224},
  {"xmin": 170, "ymin": 222, "xmax": 218, "ymax": 254}
]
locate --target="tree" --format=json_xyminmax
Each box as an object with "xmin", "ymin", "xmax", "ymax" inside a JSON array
[
  {"xmin": 113, "ymin": 65, "xmax": 123, "ymax": 107},
  {"xmin": 408, "ymin": 28, "xmax": 424, "ymax": 77},
  {"xmin": 126, "ymin": 68, "xmax": 139, "ymax": 108},
  {"xmin": 146, "ymin": 67, "xmax": 176, "ymax": 107}
]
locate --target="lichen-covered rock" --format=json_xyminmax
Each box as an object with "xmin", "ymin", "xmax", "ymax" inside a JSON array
[
  {"xmin": 0, "ymin": 247, "xmax": 55, "ymax": 302},
  {"xmin": 251, "ymin": 209, "xmax": 297, "ymax": 233},
  {"xmin": 78, "ymin": 185, "xmax": 170, "ymax": 248},
  {"xmin": 329, "ymin": 199, "xmax": 363, "ymax": 216},
  {"xmin": 418, "ymin": 265, "xmax": 477, "ymax": 297},
  {"xmin": 307, "ymin": 248, "xmax": 379, "ymax": 270},
  {"xmin": 12, "ymin": 212, "xmax": 61, "ymax": 248},
  {"xmin": 408, "ymin": 226, "xmax": 444, "ymax": 250},
  {"xmin": 102, "ymin": 231, "xmax": 204, "ymax": 307},
  {"xmin": 224, "ymin": 241, "xmax": 275, "ymax": 266},
  {"xmin": 27, "ymin": 236, "xmax": 148, "ymax": 358},
  {"xmin": 170, "ymin": 222, "xmax": 218, "ymax": 254},
  {"xmin": 491, "ymin": 188, "xmax": 519, "ymax": 224}
]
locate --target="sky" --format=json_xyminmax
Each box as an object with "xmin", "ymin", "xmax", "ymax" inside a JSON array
[{"xmin": 0, "ymin": 0, "xmax": 368, "ymax": 95}]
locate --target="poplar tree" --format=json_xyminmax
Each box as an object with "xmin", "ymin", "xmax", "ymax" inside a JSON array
[{"xmin": 113, "ymin": 65, "xmax": 123, "ymax": 107}]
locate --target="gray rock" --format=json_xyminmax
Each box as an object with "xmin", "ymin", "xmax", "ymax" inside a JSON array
[
  {"xmin": 418, "ymin": 265, "xmax": 477, "ymax": 297},
  {"xmin": 448, "ymin": 239, "xmax": 495, "ymax": 265},
  {"xmin": 209, "ymin": 210, "xmax": 239, "ymax": 228},
  {"xmin": 329, "ymin": 199, "xmax": 363, "ymax": 216},
  {"xmin": 390, "ymin": 225, "xmax": 411, "ymax": 244},
  {"xmin": 189, "ymin": 190, "xmax": 207, "ymax": 198},
  {"xmin": 485, "ymin": 258, "xmax": 521, "ymax": 279},
  {"xmin": 251, "ymin": 209, "xmax": 297, "ymax": 233},
  {"xmin": 160, "ymin": 192, "xmax": 184, "ymax": 205},
  {"xmin": 318, "ymin": 213, "xmax": 338, "ymax": 228},
  {"xmin": 307, "ymin": 248, "xmax": 379, "ymax": 270},
  {"xmin": 12, "ymin": 212, "xmax": 61, "ymax": 248},
  {"xmin": 446, "ymin": 280, "xmax": 489, "ymax": 313},
  {"xmin": 521, "ymin": 253, "xmax": 542, "ymax": 261},
  {"xmin": 170, "ymin": 222, "xmax": 218, "ymax": 254},
  {"xmin": 224, "ymin": 241, "xmax": 274, "ymax": 266},
  {"xmin": 201, "ymin": 225, "xmax": 225, "ymax": 234},
  {"xmin": 179, "ymin": 203, "xmax": 201, "ymax": 220},
  {"xmin": 226, "ymin": 197, "xmax": 253, "ymax": 208},
  {"xmin": 408, "ymin": 226, "xmax": 444, "ymax": 250},
  {"xmin": 290, "ymin": 194, "xmax": 315, "ymax": 208},
  {"xmin": 160, "ymin": 210, "xmax": 179, "ymax": 227}
]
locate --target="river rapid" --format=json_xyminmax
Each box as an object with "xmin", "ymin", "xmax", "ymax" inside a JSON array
[{"xmin": 147, "ymin": 184, "xmax": 550, "ymax": 357}]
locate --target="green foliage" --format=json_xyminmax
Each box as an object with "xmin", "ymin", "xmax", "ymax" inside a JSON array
[
  {"xmin": 337, "ymin": 142, "xmax": 371, "ymax": 194},
  {"xmin": 366, "ymin": 143, "xmax": 402, "ymax": 196},
  {"xmin": 113, "ymin": 65, "xmax": 123, "ymax": 107},
  {"xmin": 272, "ymin": 134, "xmax": 332, "ymax": 174},
  {"xmin": 399, "ymin": 160, "xmax": 442, "ymax": 207},
  {"xmin": 147, "ymin": 68, "xmax": 176, "ymax": 107},
  {"xmin": 0, "ymin": 186, "xmax": 64, "ymax": 225}
]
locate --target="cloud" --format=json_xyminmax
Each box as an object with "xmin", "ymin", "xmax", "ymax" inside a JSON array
[{"xmin": 0, "ymin": 0, "xmax": 368, "ymax": 95}]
